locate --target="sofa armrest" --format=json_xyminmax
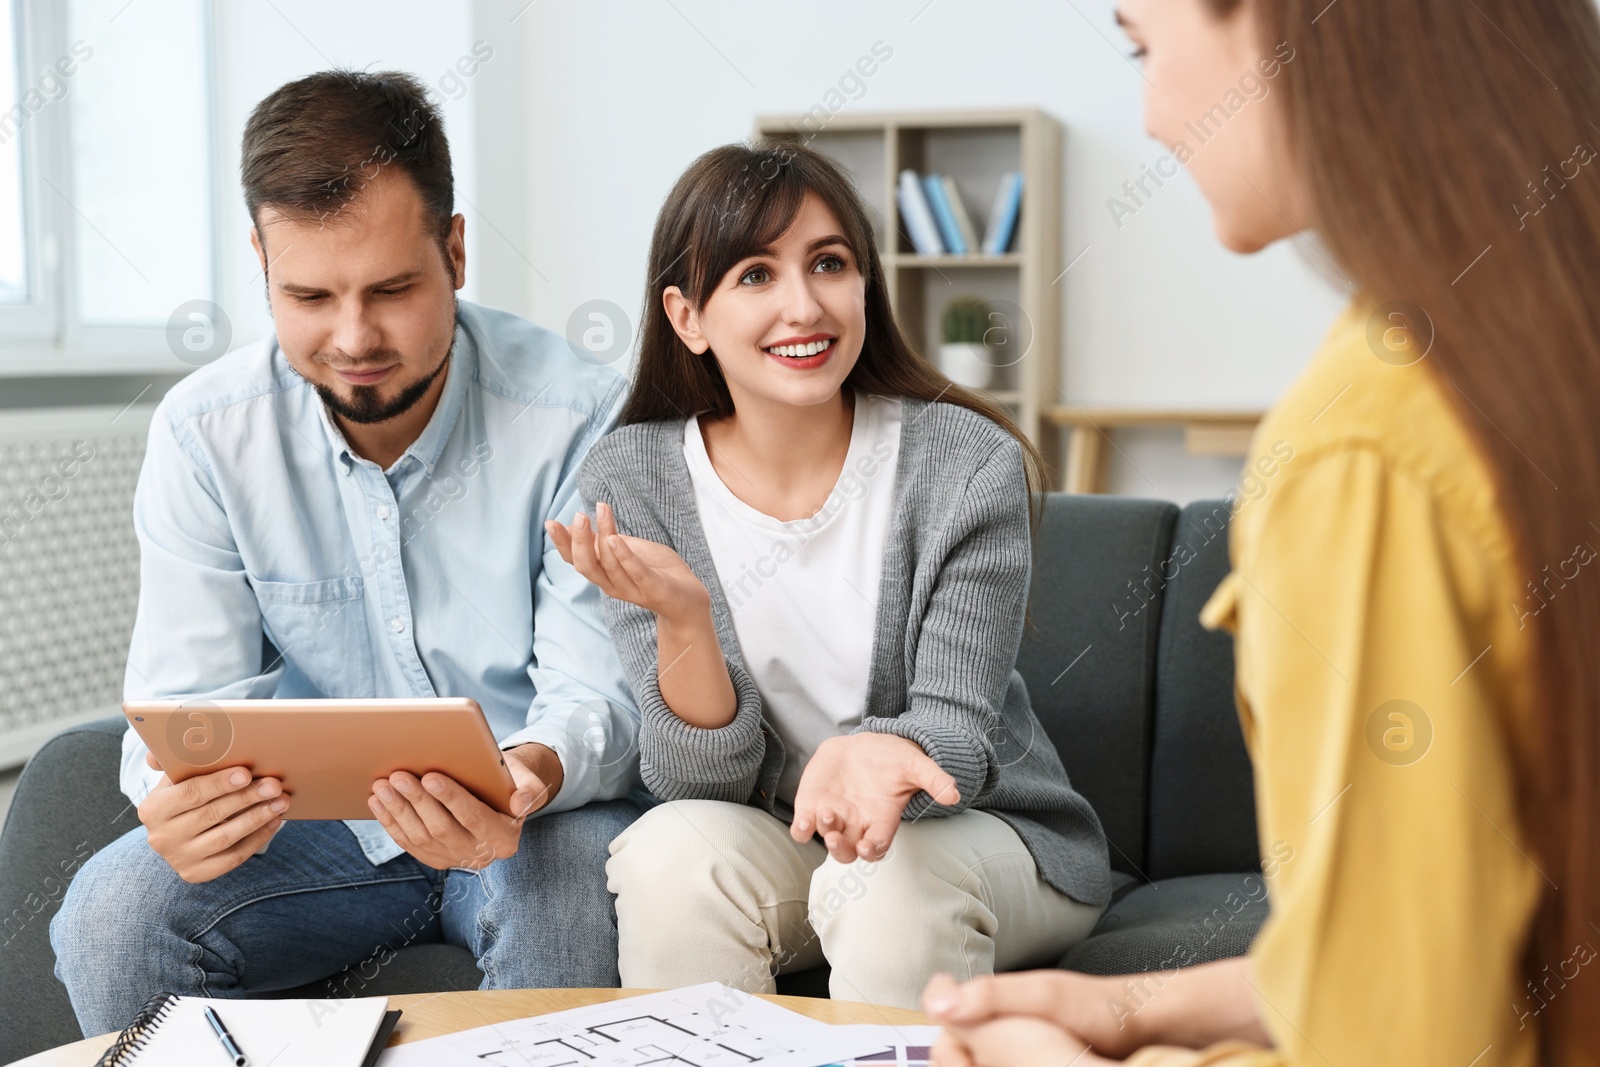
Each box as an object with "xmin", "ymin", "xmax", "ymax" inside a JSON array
[{"xmin": 0, "ymin": 716, "xmax": 141, "ymax": 1062}]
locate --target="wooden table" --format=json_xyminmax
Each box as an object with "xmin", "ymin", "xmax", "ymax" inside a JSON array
[{"xmin": 18, "ymin": 988, "xmax": 930, "ymax": 1065}]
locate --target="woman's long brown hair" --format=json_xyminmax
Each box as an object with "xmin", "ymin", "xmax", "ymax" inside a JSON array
[
  {"xmin": 621, "ymin": 140, "xmax": 1047, "ymax": 529},
  {"xmin": 1211, "ymin": 0, "xmax": 1600, "ymax": 1057}
]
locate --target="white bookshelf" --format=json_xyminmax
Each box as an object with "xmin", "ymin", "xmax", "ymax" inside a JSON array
[{"xmin": 756, "ymin": 109, "xmax": 1065, "ymax": 485}]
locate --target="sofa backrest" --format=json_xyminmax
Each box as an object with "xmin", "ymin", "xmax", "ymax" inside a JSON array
[
  {"xmin": 1018, "ymin": 494, "xmax": 1258, "ymax": 881},
  {"xmin": 1016, "ymin": 494, "xmax": 1176, "ymax": 876},
  {"xmin": 1146, "ymin": 500, "xmax": 1260, "ymax": 879}
]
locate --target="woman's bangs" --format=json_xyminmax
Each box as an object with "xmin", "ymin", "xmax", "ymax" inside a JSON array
[{"xmin": 690, "ymin": 166, "xmax": 806, "ymax": 305}]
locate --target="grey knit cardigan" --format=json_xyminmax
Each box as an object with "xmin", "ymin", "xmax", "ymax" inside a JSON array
[{"xmin": 575, "ymin": 395, "xmax": 1112, "ymax": 906}]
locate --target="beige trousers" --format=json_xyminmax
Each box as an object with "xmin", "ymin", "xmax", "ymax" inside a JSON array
[{"xmin": 606, "ymin": 800, "xmax": 1106, "ymax": 1009}]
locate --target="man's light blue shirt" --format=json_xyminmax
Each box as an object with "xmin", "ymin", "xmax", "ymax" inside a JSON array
[{"xmin": 120, "ymin": 300, "xmax": 642, "ymax": 864}]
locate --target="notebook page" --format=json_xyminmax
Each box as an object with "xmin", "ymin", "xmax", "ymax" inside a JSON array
[{"xmin": 128, "ymin": 996, "xmax": 389, "ymax": 1067}]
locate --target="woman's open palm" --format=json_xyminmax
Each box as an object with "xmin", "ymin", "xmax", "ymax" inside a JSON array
[
  {"xmin": 546, "ymin": 501, "xmax": 710, "ymax": 622},
  {"xmin": 792, "ymin": 733, "xmax": 961, "ymax": 862}
]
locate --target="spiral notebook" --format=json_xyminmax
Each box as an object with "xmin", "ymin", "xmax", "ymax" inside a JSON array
[{"xmin": 93, "ymin": 992, "xmax": 400, "ymax": 1067}]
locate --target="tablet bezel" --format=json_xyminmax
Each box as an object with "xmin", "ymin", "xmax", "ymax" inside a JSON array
[{"xmin": 123, "ymin": 697, "xmax": 520, "ymax": 821}]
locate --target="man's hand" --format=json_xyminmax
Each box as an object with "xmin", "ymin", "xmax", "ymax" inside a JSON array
[
  {"xmin": 138, "ymin": 750, "xmax": 289, "ymax": 884},
  {"xmin": 367, "ymin": 742, "xmax": 563, "ymax": 870},
  {"xmin": 790, "ymin": 733, "xmax": 960, "ymax": 863},
  {"xmin": 922, "ymin": 971, "xmax": 1139, "ymax": 1061}
]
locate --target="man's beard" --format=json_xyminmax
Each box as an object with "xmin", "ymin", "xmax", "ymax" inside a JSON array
[{"xmin": 312, "ymin": 336, "xmax": 453, "ymax": 426}]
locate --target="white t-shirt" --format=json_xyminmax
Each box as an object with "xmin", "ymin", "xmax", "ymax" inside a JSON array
[{"xmin": 683, "ymin": 392, "xmax": 904, "ymax": 802}]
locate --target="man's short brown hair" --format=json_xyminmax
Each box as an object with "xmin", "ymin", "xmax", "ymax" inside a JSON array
[{"xmin": 241, "ymin": 69, "xmax": 452, "ymax": 244}]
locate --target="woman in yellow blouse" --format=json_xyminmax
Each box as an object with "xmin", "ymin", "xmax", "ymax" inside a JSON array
[{"xmin": 923, "ymin": 0, "xmax": 1600, "ymax": 1064}]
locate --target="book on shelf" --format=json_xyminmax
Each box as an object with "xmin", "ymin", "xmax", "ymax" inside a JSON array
[
  {"xmin": 897, "ymin": 168, "xmax": 945, "ymax": 256},
  {"xmin": 901, "ymin": 166, "xmax": 1022, "ymax": 259},
  {"xmin": 982, "ymin": 170, "xmax": 1024, "ymax": 254},
  {"xmin": 921, "ymin": 173, "xmax": 967, "ymax": 254},
  {"xmin": 941, "ymin": 175, "xmax": 982, "ymax": 253}
]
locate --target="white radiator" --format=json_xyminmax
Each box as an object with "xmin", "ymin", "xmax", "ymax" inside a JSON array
[{"xmin": 0, "ymin": 404, "xmax": 154, "ymax": 769}]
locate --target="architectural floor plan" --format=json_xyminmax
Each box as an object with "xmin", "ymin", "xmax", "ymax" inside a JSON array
[{"xmin": 377, "ymin": 983, "xmax": 882, "ymax": 1067}]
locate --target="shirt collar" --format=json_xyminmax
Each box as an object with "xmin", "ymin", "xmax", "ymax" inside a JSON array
[
  {"xmin": 312, "ymin": 315, "xmax": 473, "ymax": 478},
  {"xmin": 401, "ymin": 318, "xmax": 472, "ymax": 476}
]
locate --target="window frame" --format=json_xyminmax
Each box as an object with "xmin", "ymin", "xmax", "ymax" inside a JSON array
[
  {"xmin": 0, "ymin": 0, "xmax": 220, "ymax": 376},
  {"xmin": 0, "ymin": 0, "xmax": 62, "ymax": 346}
]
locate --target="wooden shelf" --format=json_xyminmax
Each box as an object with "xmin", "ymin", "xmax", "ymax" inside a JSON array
[
  {"xmin": 1046, "ymin": 407, "xmax": 1265, "ymax": 426},
  {"xmin": 756, "ymin": 109, "xmax": 1064, "ymax": 486},
  {"xmin": 887, "ymin": 253, "xmax": 1023, "ymax": 269},
  {"xmin": 1048, "ymin": 407, "xmax": 1266, "ymax": 494},
  {"xmin": 759, "ymin": 108, "xmax": 1057, "ymax": 134}
]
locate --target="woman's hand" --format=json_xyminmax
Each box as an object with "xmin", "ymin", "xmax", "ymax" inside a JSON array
[
  {"xmin": 546, "ymin": 501, "xmax": 710, "ymax": 622},
  {"xmin": 930, "ymin": 1015, "xmax": 1113, "ymax": 1067},
  {"xmin": 925, "ymin": 959, "xmax": 1271, "ymax": 1057},
  {"xmin": 548, "ymin": 500, "xmax": 737, "ymax": 729},
  {"xmin": 790, "ymin": 733, "xmax": 960, "ymax": 862},
  {"xmin": 922, "ymin": 970, "xmax": 1145, "ymax": 1060}
]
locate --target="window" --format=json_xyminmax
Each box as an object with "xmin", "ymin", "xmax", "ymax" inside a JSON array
[
  {"xmin": 66, "ymin": 0, "xmax": 212, "ymax": 328},
  {"xmin": 0, "ymin": 0, "xmax": 26, "ymax": 305},
  {"xmin": 0, "ymin": 0, "xmax": 215, "ymax": 367}
]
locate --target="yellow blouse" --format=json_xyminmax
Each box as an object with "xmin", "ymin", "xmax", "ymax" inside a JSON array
[{"xmin": 1129, "ymin": 302, "xmax": 1547, "ymax": 1066}]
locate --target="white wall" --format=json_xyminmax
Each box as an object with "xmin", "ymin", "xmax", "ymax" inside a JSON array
[
  {"xmin": 513, "ymin": 0, "xmax": 1350, "ymax": 502},
  {"xmin": 210, "ymin": 0, "xmax": 484, "ymax": 346},
  {"xmin": 203, "ymin": 0, "xmax": 1351, "ymax": 504}
]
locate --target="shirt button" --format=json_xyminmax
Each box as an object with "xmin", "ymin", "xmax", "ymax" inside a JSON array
[
  {"xmin": 390, "ymin": 616, "xmax": 405, "ymax": 633},
  {"xmin": 376, "ymin": 505, "xmax": 391, "ymax": 520}
]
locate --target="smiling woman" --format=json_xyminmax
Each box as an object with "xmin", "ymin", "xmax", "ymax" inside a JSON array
[
  {"xmin": 620, "ymin": 140, "xmax": 1044, "ymax": 507},
  {"xmin": 544, "ymin": 140, "xmax": 1113, "ymax": 1011}
]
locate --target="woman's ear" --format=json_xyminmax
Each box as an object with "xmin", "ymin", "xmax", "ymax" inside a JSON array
[{"xmin": 663, "ymin": 286, "xmax": 710, "ymax": 354}]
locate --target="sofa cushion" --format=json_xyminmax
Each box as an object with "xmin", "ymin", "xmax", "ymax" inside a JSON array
[
  {"xmin": 1145, "ymin": 501, "xmax": 1259, "ymax": 880},
  {"xmin": 277, "ymin": 942, "xmax": 484, "ymax": 999},
  {"xmin": 1059, "ymin": 871, "xmax": 1270, "ymax": 976},
  {"xmin": 1017, "ymin": 495, "xmax": 1178, "ymax": 877}
]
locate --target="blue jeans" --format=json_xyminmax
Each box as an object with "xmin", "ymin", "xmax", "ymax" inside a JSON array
[{"xmin": 49, "ymin": 801, "xmax": 639, "ymax": 1038}]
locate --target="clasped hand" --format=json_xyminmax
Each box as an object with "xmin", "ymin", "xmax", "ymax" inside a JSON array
[{"xmin": 922, "ymin": 971, "xmax": 1125, "ymax": 1066}]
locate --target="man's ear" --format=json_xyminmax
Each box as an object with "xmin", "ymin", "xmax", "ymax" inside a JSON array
[
  {"xmin": 249, "ymin": 227, "xmax": 268, "ymax": 277},
  {"xmin": 662, "ymin": 286, "xmax": 709, "ymax": 354},
  {"xmin": 446, "ymin": 213, "xmax": 466, "ymax": 289}
]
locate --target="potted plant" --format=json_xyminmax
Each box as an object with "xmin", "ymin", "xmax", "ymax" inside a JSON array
[{"xmin": 939, "ymin": 296, "xmax": 994, "ymax": 389}]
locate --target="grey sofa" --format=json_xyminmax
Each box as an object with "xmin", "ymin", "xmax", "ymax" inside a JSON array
[{"xmin": 0, "ymin": 494, "xmax": 1263, "ymax": 1062}]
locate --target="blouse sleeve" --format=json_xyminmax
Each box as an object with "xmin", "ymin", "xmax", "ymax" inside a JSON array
[{"xmin": 1138, "ymin": 445, "xmax": 1541, "ymax": 1066}]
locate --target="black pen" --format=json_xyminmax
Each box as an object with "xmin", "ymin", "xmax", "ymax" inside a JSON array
[{"xmin": 203, "ymin": 1005, "xmax": 248, "ymax": 1067}]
